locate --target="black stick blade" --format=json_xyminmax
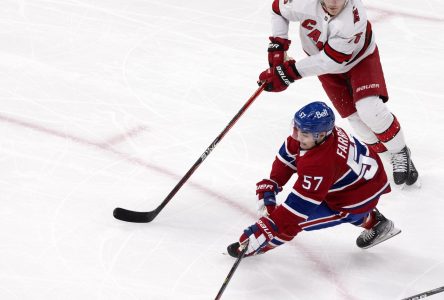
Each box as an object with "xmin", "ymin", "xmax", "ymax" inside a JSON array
[{"xmin": 113, "ymin": 207, "xmax": 158, "ymax": 223}]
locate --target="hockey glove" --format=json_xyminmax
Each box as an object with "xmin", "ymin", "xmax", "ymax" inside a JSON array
[
  {"xmin": 256, "ymin": 179, "xmax": 282, "ymax": 217},
  {"xmin": 268, "ymin": 36, "xmax": 291, "ymax": 67},
  {"xmin": 258, "ymin": 60, "xmax": 302, "ymax": 92},
  {"xmin": 227, "ymin": 217, "xmax": 278, "ymax": 258}
]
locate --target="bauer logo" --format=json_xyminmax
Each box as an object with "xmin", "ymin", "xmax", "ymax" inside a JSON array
[
  {"xmin": 276, "ymin": 66, "xmax": 291, "ymax": 86},
  {"xmin": 356, "ymin": 83, "xmax": 380, "ymax": 93},
  {"xmin": 257, "ymin": 184, "xmax": 274, "ymax": 190},
  {"xmin": 258, "ymin": 219, "xmax": 274, "ymax": 240}
]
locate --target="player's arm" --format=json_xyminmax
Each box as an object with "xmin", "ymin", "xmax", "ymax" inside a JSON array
[
  {"xmin": 295, "ymin": 34, "xmax": 355, "ymax": 77},
  {"xmin": 296, "ymin": 16, "xmax": 371, "ymax": 77},
  {"xmin": 277, "ymin": 167, "xmax": 330, "ymax": 226},
  {"xmin": 268, "ymin": 164, "xmax": 333, "ymax": 244},
  {"xmin": 256, "ymin": 136, "xmax": 298, "ymax": 217},
  {"xmin": 270, "ymin": 136, "xmax": 298, "ymax": 186},
  {"xmin": 235, "ymin": 167, "xmax": 331, "ymax": 257},
  {"xmin": 271, "ymin": 0, "xmax": 291, "ymax": 39},
  {"xmin": 267, "ymin": 0, "xmax": 307, "ymax": 68}
]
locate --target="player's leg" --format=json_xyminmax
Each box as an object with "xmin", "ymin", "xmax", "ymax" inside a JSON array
[
  {"xmin": 317, "ymin": 73, "xmax": 387, "ymax": 152},
  {"xmin": 354, "ymin": 208, "xmax": 401, "ymax": 249},
  {"xmin": 317, "ymin": 73, "xmax": 388, "ymax": 153},
  {"xmin": 349, "ymin": 47, "xmax": 418, "ymax": 186},
  {"xmin": 354, "ymin": 96, "xmax": 418, "ymax": 185},
  {"xmin": 347, "ymin": 112, "xmax": 387, "ymax": 153},
  {"xmin": 297, "ymin": 202, "xmax": 400, "ymax": 249},
  {"xmin": 318, "ymin": 73, "xmax": 357, "ymax": 119}
]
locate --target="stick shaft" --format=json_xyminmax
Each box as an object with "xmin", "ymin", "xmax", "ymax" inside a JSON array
[
  {"xmin": 113, "ymin": 84, "xmax": 265, "ymax": 222},
  {"xmin": 215, "ymin": 242, "xmax": 249, "ymax": 300},
  {"xmin": 402, "ymin": 286, "xmax": 444, "ymax": 300}
]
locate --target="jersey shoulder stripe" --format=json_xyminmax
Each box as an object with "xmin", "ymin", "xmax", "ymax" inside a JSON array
[
  {"xmin": 277, "ymin": 138, "xmax": 298, "ymax": 170},
  {"xmin": 272, "ymin": 0, "xmax": 281, "ymax": 15}
]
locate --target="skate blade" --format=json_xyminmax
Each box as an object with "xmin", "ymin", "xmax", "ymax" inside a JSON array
[
  {"xmin": 362, "ymin": 227, "xmax": 401, "ymax": 249},
  {"xmin": 401, "ymin": 178, "xmax": 422, "ymax": 189},
  {"xmin": 409, "ymin": 178, "xmax": 421, "ymax": 188},
  {"xmin": 398, "ymin": 178, "xmax": 421, "ymax": 190}
]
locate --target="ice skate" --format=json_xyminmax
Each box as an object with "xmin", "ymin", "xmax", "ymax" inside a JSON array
[
  {"xmin": 356, "ymin": 210, "xmax": 401, "ymax": 249},
  {"xmin": 406, "ymin": 158, "xmax": 419, "ymax": 187},
  {"xmin": 391, "ymin": 146, "xmax": 419, "ymax": 186}
]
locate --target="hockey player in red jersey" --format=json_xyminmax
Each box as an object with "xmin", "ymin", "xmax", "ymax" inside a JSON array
[
  {"xmin": 227, "ymin": 101, "xmax": 401, "ymax": 257},
  {"xmin": 258, "ymin": 0, "xmax": 418, "ymax": 186}
]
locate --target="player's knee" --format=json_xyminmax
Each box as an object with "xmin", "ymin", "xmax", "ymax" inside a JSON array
[
  {"xmin": 346, "ymin": 112, "xmax": 363, "ymax": 128},
  {"xmin": 356, "ymin": 96, "xmax": 393, "ymax": 132}
]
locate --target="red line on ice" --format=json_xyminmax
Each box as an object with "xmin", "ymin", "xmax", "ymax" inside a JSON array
[
  {"xmin": 368, "ymin": 6, "xmax": 444, "ymax": 23},
  {"xmin": 0, "ymin": 113, "xmax": 357, "ymax": 299},
  {"xmin": 100, "ymin": 125, "xmax": 148, "ymax": 147}
]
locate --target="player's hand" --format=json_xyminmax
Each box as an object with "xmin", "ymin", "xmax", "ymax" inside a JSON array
[
  {"xmin": 258, "ymin": 60, "xmax": 301, "ymax": 92},
  {"xmin": 268, "ymin": 36, "xmax": 291, "ymax": 67},
  {"xmin": 256, "ymin": 179, "xmax": 282, "ymax": 216},
  {"xmin": 227, "ymin": 217, "xmax": 278, "ymax": 257}
]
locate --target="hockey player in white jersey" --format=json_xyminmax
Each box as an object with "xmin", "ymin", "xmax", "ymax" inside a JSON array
[{"xmin": 258, "ymin": 0, "xmax": 418, "ymax": 186}]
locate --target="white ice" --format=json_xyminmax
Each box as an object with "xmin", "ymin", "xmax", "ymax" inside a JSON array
[{"xmin": 1, "ymin": 0, "xmax": 444, "ymax": 299}]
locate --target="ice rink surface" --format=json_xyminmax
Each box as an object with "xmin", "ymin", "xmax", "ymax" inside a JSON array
[{"xmin": 1, "ymin": 0, "xmax": 444, "ymax": 299}]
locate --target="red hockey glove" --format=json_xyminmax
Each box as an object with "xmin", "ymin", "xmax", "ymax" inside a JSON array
[
  {"xmin": 268, "ymin": 36, "xmax": 291, "ymax": 67},
  {"xmin": 227, "ymin": 217, "xmax": 278, "ymax": 258},
  {"xmin": 258, "ymin": 59, "xmax": 302, "ymax": 92},
  {"xmin": 256, "ymin": 179, "xmax": 282, "ymax": 216}
]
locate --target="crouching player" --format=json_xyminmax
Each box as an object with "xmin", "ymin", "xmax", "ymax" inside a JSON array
[{"xmin": 228, "ymin": 101, "xmax": 401, "ymax": 257}]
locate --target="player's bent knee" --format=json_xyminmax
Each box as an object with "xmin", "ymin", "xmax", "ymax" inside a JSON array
[{"xmin": 355, "ymin": 96, "xmax": 393, "ymax": 132}]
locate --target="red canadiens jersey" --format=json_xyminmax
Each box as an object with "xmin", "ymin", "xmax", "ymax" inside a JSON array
[
  {"xmin": 269, "ymin": 126, "xmax": 390, "ymax": 221},
  {"xmin": 271, "ymin": 0, "xmax": 376, "ymax": 77}
]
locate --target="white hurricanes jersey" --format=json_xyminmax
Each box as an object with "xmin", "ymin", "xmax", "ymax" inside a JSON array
[{"xmin": 271, "ymin": 0, "xmax": 376, "ymax": 77}]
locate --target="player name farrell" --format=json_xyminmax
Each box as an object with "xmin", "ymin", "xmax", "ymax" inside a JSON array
[{"xmin": 336, "ymin": 127, "xmax": 349, "ymax": 159}]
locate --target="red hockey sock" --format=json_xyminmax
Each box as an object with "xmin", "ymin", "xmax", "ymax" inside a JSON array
[
  {"xmin": 362, "ymin": 211, "xmax": 377, "ymax": 229},
  {"xmin": 367, "ymin": 141, "xmax": 387, "ymax": 153},
  {"xmin": 374, "ymin": 115, "xmax": 401, "ymax": 144}
]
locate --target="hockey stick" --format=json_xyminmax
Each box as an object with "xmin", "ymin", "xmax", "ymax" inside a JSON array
[
  {"xmin": 113, "ymin": 84, "xmax": 265, "ymax": 223},
  {"xmin": 402, "ymin": 285, "xmax": 444, "ymax": 300},
  {"xmin": 215, "ymin": 241, "xmax": 249, "ymax": 300}
]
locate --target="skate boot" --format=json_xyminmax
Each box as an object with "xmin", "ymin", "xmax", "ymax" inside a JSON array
[
  {"xmin": 406, "ymin": 158, "xmax": 419, "ymax": 186},
  {"xmin": 356, "ymin": 209, "xmax": 401, "ymax": 249},
  {"xmin": 391, "ymin": 146, "xmax": 418, "ymax": 185}
]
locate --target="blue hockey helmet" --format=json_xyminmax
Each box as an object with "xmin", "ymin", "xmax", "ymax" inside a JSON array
[{"xmin": 293, "ymin": 101, "xmax": 335, "ymax": 138}]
